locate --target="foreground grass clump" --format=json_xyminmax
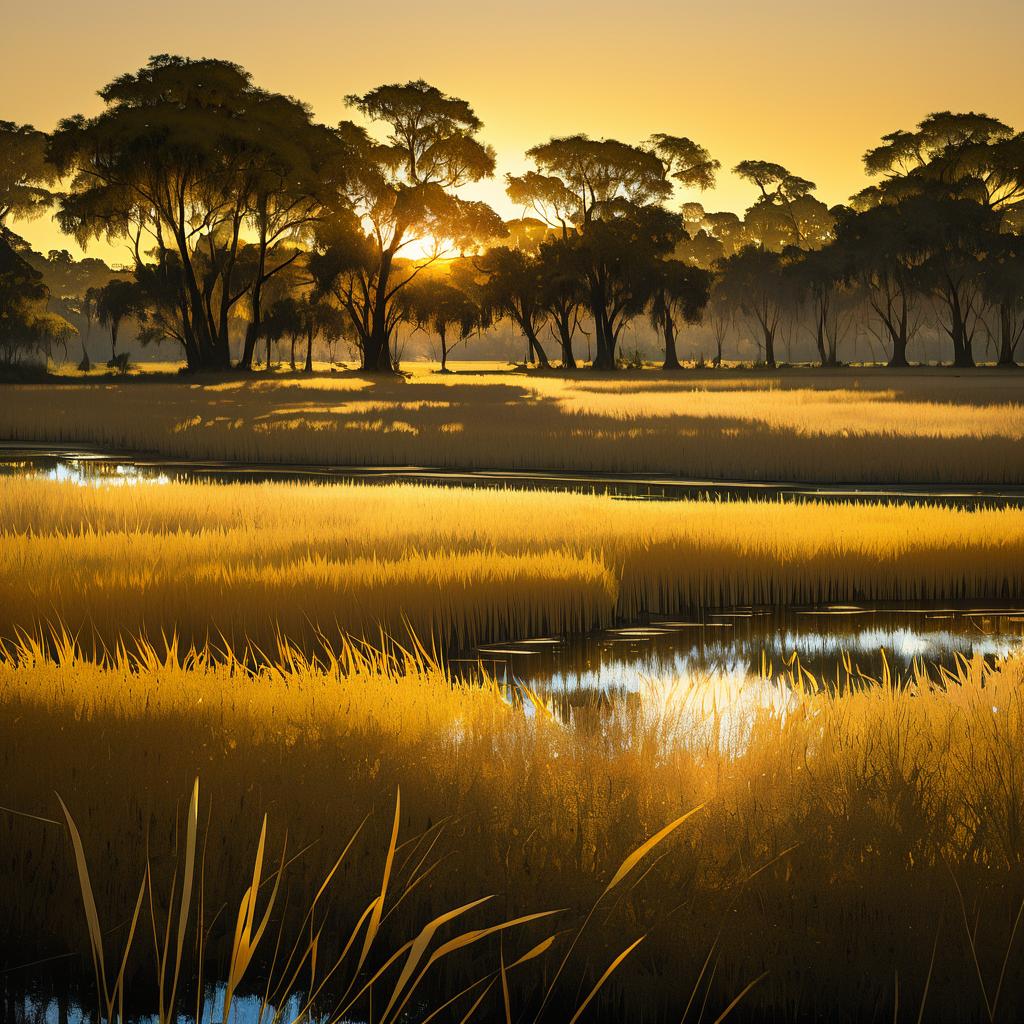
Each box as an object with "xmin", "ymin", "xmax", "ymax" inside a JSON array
[
  {"xmin": 1, "ymin": 366, "xmax": 1022, "ymax": 483},
  {"xmin": 4, "ymin": 636, "xmax": 1024, "ymax": 1020},
  {"xmin": 1, "ymin": 476, "xmax": 1023, "ymax": 650}
]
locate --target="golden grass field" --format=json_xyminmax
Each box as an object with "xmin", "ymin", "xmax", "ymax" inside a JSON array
[
  {"xmin": 2, "ymin": 364, "xmax": 1023, "ymax": 483},
  {"xmin": 4, "ymin": 634, "xmax": 1024, "ymax": 1021},
  {"xmin": 4, "ymin": 364, "xmax": 1024, "ymax": 1021},
  {"xmin": 2, "ymin": 476, "xmax": 1023, "ymax": 651}
]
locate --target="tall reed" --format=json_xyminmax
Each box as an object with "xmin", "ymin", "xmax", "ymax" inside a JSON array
[
  {"xmin": 5, "ymin": 633, "xmax": 1024, "ymax": 1020},
  {"xmin": 1, "ymin": 476, "xmax": 1022, "ymax": 650}
]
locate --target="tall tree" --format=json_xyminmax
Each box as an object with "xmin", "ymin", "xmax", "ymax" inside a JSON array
[
  {"xmin": 648, "ymin": 260, "xmax": 712, "ymax": 369},
  {"xmin": 905, "ymin": 193, "xmax": 996, "ymax": 368},
  {"xmin": 784, "ymin": 244, "xmax": 848, "ymax": 366},
  {"xmin": 715, "ymin": 247, "xmax": 788, "ymax": 367},
  {"xmin": 337, "ymin": 81, "xmax": 504, "ymax": 371},
  {"xmin": 862, "ymin": 111, "xmax": 1024, "ymax": 216},
  {"xmin": 735, "ymin": 160, "xmax": 834, "ymax": 251},
  {"xmin": 95, "ymin": 278, "xmax": 145, "ymax": 363},
  {"xmin": 401, "ymin": 271, "xmax": 479, "ymax": 372},
  {"xmin": 536, "ymin": 237, "xmax": 585, "ymax": 368},
  {"xmin": 470, "ymin": 246, "xmax": 550, "ymax": 368},
  {"xmin": 834, "ymin": 203, "xmax": 921, "ymax": 367},
  {"xmin": 49, "ymin": 56, "xmax": 346, "ymax": 372},
  {"xmin": 508, "ymin": 135, "xmax": 671, "ymax": 368},
  {"xmin": 0, "ymin": 235, "xmax": 74, "ymax": 368},
  {"xmin": 981, "ymin": 232, "xmax": 1024, "ymax": 367}
]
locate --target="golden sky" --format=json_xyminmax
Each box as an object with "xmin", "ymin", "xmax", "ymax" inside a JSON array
[{"xmin": 5, "ymin": 0, "xmax": 1023, "ymax": 263}]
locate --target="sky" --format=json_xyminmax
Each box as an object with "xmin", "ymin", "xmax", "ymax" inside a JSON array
[{"xmin": 5, "ymin": 0, "xmax": 1023, "ymax": 263}]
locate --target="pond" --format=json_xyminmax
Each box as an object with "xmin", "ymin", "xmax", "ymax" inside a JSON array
[
  {"xmin": 3, "ymin": 443, "xmax": 1024, "ymax": 506},
  {"xmin": 455, "ymin": 604, "xmax": 1024, "ymax": 702}
]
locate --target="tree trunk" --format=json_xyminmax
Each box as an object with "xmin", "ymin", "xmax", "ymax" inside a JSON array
[
  {"xmin": 763, "ymin": 326, "xmax": 776, "ymax": 369},
  {"xmin": 439, "ymin": 326, "xmax": 449, "ymax": 372},
  {"xmin": 304, "ymin": 326, "xmax": 314, "ymax": 373},
  {"xmin": 524, "ymin": 324, "xmax": 550, "ymax": 369},
  {"xmin": 290, "ymin": 335, "xmax": 297, "ymax": 371},
  {"xmin": 662, "ymin": 317, "xmax": 681, "ymax": 370},
  {"xmin": 110, "ymin": 324, "xmax": 118, "ymax": 362},
  {"xmin": 997, "ymin": 304, "xmax": 1020, "ymax": 367},
  {"xmin": 589, "ymin": 283, "xmax": 616, "ymax": 370},
  {"xmin": 556, "ymin": 316, "xmax": 577, "ymax": 369},
  {"xmin": 362, "ymin": 251, "xmax": 399, "ymax": 373},
  {"xmin": 888, "ymin": 327, "xmax": 909, "ymax": 367}
]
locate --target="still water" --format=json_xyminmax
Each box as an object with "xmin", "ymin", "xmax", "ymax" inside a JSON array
[
  {"xmin": 4, "ymin": 443, "xmax": 1024, "ymax": 506},
  {"xmin": 455, "ymin": 605, "xmax": 1024, "ymax": 701}
]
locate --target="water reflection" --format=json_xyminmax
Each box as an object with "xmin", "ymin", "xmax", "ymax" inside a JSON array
[
  {"xmin": 3, "ymin": 445, "xmax": 1024, "ymax": 506},
  {"xmin": 455, "ymin": 606, "xmax": 1024, "ymax": 701},
  {"xmin": 8, "ymin": 988, "xmax": 310, "ymax": 1024}
]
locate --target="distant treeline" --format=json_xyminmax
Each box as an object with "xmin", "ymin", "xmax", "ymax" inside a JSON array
[{"xmin": 1, "ymin": 56, "xmax": 1022, "ymax": 373}]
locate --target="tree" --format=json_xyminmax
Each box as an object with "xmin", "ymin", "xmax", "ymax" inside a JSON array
[
  {"xmin": 95, "ymin": 278, "xmax": 145, "ymax": 363},
  {"xmin": 715, "ymin": 247, "xmax": 788, "ymax": 367},
  {"xmin": 648, "ymin": 260, "xmax": 712, "ymax": 369},
  {"xmin": 981, "ymin": 232, "xmax": 1024, "ymax": 367},
  {"xmin": 904, "ymin": 193, "xmax": 997, "ymax": 367},
  {"xmin": 0, "ymin": 121, "xmax": 59, "ymax": 228},
  {"xmin": 261, "ymin": 294, "xmax": 347, "ymax": 373},
  {"xmin": 50, "ymin": 55, "xmax": 348, "ymax": 372},
  {"xmin": 536, "ymin": 237, "xmax": 585, "ymax": 368},
  {"xmin": 470, "ymin": 246, "xmax": 550, "ymax": 368},
  {"xmin": 834, "ymin": 203, "xmax": 921, "ymax": 367},
  {"xmin": 0, "ymin": 235, "xmax": 75, "ymax": 368},
  {"xmin": 337, "ymin": 81, "xmax": 504, "ymax": 372},
  {"xmin": 784, "ymin": 244, "xmax": 848, "ymax": 366},
  {"xmin": 232, "ymin": 93, "xmax": 349, "ymax": 370},
  {"xmin": 401, "ymin": 272, "xmax": 479, "ymax": 372},
  {"xmin": 508, "ymin": 136, "xmax": 670, "ymax": 368},
  {"xmin": 78, "ymin": 287, "xmax": 99, "ymax": 370},
  {"xmin": 734, "ymin": 160, "xmax": 834, "ymax": 251},
  {"xmin": 863, "ymin": 111, "xmax": 1024, "ymax": 216}
]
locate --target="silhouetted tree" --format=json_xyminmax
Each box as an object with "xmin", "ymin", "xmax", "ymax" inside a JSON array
[
  {"xmin": 508, "ymin": 136, "xmax": 671, "ymax": 368},
  {"xmin": 834, "ymin": 203, "xmax": 921, "ymax": 367},
  {"xmin": 401, "ymin": 272, "xmax": 479, "ymax": 372},
  {"xmin": 905, "ymin": 193, "xmax": 997, "ymax": 367},
  {"xmin": 50, "ymin": 56, "xmax": 347, "ymax": 372},
  {"xmin": 862, "ymin": 111, "xmax": 1024, "ymax": 215},
  {"xmin": 0, "ymin": 235, "xmax": 74, "ymax": 367},
  {"xmin": 981, "ymin": 232, "xmax": 1024, "ymax": 367},
  {"xmin": 472, "ymin": 246, "xmax": 550, "ymax": 368},
  {"xmin": 648, "ymin": 260, "xmax": 712, "ymax": 369},
  {"xmin": 537, "ymin": 238, "xmax": 585, "ymax": 368},
  {"xmin": 95, "ymin": 278, "xmax": 145, "ymax": 363},
  {"xmin": 338, "ymin": 81, "xmax": 504, "ymax": 371},
  {"xmin": 716, "ymin": 247, "xmax": 788, "ymax": 367},
  {"xmin": 735, "ymin": 160, "xmax": 835, "ymax": 251},
  {"xmin": 785, "ymin": 244, "xmax": 848, "ymax": 366}
]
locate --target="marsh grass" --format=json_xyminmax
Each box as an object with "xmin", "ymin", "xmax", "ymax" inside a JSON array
[
  {"xmin": 5, "ymin": 633, "xmax": 1024, "ymax": 1020},
  {"xmin": 1, "ymin": 367, "xmax": 1022, "ymax": 483},
  {"xmin": 2, "ymin": 477, "xmax": 1023, "ymax": 652}
]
